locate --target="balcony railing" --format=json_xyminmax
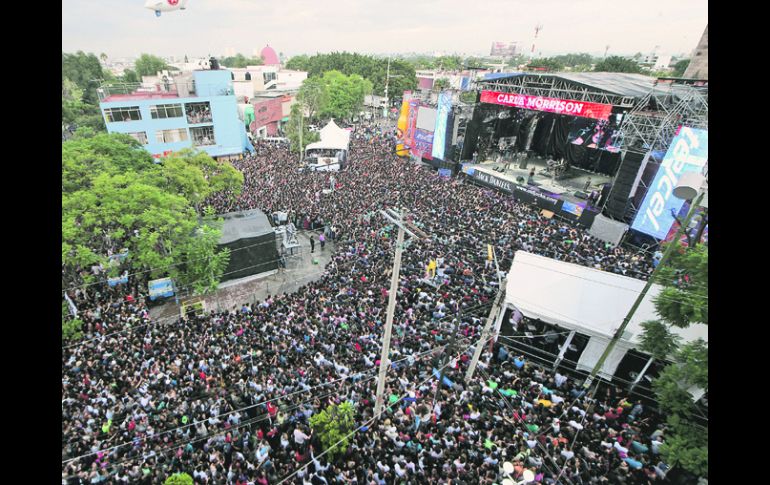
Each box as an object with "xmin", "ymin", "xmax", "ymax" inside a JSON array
[{"xmin": 98, "ymin": 82, "xmax": 234, "ymax": 102}]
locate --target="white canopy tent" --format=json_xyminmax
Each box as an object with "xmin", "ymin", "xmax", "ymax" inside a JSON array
[
  {"xmin": 501, "ymin": 251, "xmax": 707, "ymax": 380},
  {"xmin": 305, "ymin": 119, "xmax": 351, "ymax": 152}
]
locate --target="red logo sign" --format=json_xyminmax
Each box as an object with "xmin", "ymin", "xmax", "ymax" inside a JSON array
[
  {"xmin": 168, "ymin": 0, "xmax": 179, "ymax": 5},
  {"xmin": 480, "ymin": 90, "xmax": 613, "ymax": 120}
]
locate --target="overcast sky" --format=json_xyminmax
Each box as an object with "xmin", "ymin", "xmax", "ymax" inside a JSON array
[{"xmin": 63, "ymin": 0, "xmax": 707, "ymax": 59}]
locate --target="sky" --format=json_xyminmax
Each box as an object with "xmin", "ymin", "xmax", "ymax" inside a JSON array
[{"xmin": 63, "ymin": 0, "xmax": 708, "ymax": 59}]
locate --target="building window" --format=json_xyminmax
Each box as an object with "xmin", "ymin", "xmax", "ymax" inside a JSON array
[
  {"xmin": 156, "ymin": 128, "xmax": 189, "ymax": 143},
  {"xmin": 263, "ymin": 72, "xmax": 276, "ymax": 84},
  {"xmin": 150, "ymin": 103, "xmax": 184, "ymax": 119},
  {"xmin": 185, "ymin": 102, "xmax": 212, "ymax": 124},
  {"xmin": 127, "ymin": 132, "xmax": 148, "ymax": 144},
  {"xmin": 245, "ymin": 72, "xmax": 252, "ymax": 81},
  {"xmin": 104, "ymin": 106, "xmax": 141, "ymax": 123},
  {"xmin": 190, "ymin": 125, "xmax": 216, "ymax": 146}
]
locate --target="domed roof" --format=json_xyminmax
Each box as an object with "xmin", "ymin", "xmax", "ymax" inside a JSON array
[{"xmin": 260, "ymin": 45, "xmax": 280, "ymax": 66}]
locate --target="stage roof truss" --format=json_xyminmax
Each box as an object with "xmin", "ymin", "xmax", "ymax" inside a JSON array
[{"xmin": 478, "ymin": 74, "xmax": 637, "ymax": 108}]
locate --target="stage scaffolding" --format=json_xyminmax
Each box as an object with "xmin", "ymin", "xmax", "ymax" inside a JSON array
[
  {"xmin": 477, "ymin": 74, "xmax": 637, "ymax": 108},
  {"xmin": 616, "ymin": 81, "xmax": 708, "ymax": 220}
]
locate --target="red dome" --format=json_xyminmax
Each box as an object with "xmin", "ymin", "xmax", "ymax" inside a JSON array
[{"xmin": 260, "ymin": 45, "xmax": 280, "ymax": 65}]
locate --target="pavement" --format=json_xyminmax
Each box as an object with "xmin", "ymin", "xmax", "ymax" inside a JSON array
[{"xmin": 148, "ymin": 233, "xmax": 335, "ymax": 319}]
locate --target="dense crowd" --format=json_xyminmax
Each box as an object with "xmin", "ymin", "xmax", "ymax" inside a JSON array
[{"xmin": 62, "ymin": 124, "xmax": 662, "ymax": 484}]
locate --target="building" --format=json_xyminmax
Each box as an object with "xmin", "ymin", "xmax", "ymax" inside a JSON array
[
  {"xmin": 98, "ymin": 69, "xmax": 253, "ymax": 161},
  {"xmin": 683, "ymin": 25, "xmax": 708, "ymax": 79},
  {"xmin": 249, "ymin": 92, "xmax": 296, "ymax": 137},
  {"xmin": 639, "ymin": 53, "xmax": 672, "ymax": 71},
  {"xmin": 229, "ymin": 65, "xmax": 307, "ymax": 98}
]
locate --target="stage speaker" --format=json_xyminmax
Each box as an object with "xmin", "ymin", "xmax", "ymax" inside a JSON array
[{"xmin": 604, "ymin": 151, "xmax": 646, "ymax": 220}]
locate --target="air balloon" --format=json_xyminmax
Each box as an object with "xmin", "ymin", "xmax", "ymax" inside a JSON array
[{"xmin": 145, "ymin": 0, "xmax": 188, "ymax": 17}]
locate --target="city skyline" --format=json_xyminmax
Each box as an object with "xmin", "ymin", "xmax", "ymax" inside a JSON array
[{"xmin": 64, "ymin": 0, "xmax": 707, "ymax": 60}]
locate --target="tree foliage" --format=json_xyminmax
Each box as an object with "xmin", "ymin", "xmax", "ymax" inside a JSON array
[
  {"xmin": 673, "ymin": 59, "xmax": 691, "ymax": 77},
  {"xmin": 593, "ymin": 56, "xmax": 643, "ymax": 73},
  {"xmin": 134, "ymin": 53, "xmax": 171, "ymax": 77},
  {"xmin": 164, "ymin": 473, "xmax": 194, "ymax": 485},
  {"xmin": 433, "ymin": 78, "xmax": 450, "ymax": 92},
  {"xmin": 526, "ymin": 57, "xmax": 565, "ymax": 72},
  {"xmin": 319, "ymin": 71, "xmax": 372, "ymax": 121},
  {"xmin": 309, "ymin": 402, "xmax": 356, "ymax": 460},
  {"xmin": 61, "ymin": 134, "xmax": 243, "ymax": 293},
  {"xmin": 285, "ymin": 103, "xmax": 319, "ymax": 154},
  {"xmin": 285, "ymin": 52, "xmax": 416, "ymax": 99},
  {"xmin": 652, "ymin": 242, "xmax": 708, "ymax": 327},
  {"xmin": 297, "ymin": 76, "xmax": 329, "ymax": 122},
  {"xmin": 638, "ymin": 320, "xmax": 682, "ymax": 361},
  {"xmin": 221, "ymin": 53, "xmax": 263, "ymax": 68},
  {"xmin": 62, "ymin": 51, "xmax": 105, "ymax": 104}
]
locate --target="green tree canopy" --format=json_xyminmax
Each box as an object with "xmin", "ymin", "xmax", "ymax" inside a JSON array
[
  {"xmin": 652, "ymin": 242, "xmax": 708, "ymax": 327},
  {"xmin": 593, "ymin": 56, "xmax": 643, "ymax": 73},
  {"xmin": 221, "ymin": 53, "xmax": 263, "ymax": 68},
  {"xmin": 164, "ymin": 473, "xmax": 193, "ymax": 485},
  {"xmin": 673, "ymin": 59, "xmax": 691, "ymax": 77},
  {"xmin": 433, "ymin": 78, "xmax": 450, "ymax": 92},
  {"xmin": 134, "ymin": 53, "xmax": 171, "ymax": 77},
  {"xmin": 61, "ymin": 134, "xmax": 243, "ymax": 291},
  {"xmin": 527, "ymin": 57, "xmax": 565, "ymax": 72},
  {"xmin": 285, "ymin": 103, "xmax": 319, "ymax": 154},
  {"xmin": 309, "ymin": 402, "xmax": 356, "ymax": 460},
  {"xmin": 319, "ymin": 70, "xmax": 372, "ymax": 121},
  {"xmin": 297, "ymin": 76, "xmax": 329, "ymax": 122},
  {"xmin": 62, "ymin": 51, "xmax": 105, "ymax": 104},
  {"xmin": 285, "ymin": 52, "xmax": 416, "ymax": 99}
]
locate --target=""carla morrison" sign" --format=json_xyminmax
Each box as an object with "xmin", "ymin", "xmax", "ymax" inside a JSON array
[{"xmin": 480, "ymin": 90, "xmax": 613, "ymax": 120}]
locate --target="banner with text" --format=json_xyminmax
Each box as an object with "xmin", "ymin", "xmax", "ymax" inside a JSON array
[{"xmin": 480, "ymin": 90, "xmax": 613, "ymax": 120}]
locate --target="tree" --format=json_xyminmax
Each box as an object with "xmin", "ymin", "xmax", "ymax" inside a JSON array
[
  {"xmin": 134, "ymin": 53, "xmax": 170, "ymax": 77},
  {"xmin": 177, "ymin": 211, "xmax": 230, "ymax": 295},
  {"xmin": 62, "ymin": 77, "xmax": 105, "ymax": 132},
  {"xmin": 121, "ymin": 69, "xmax": 140, "ymax": 83},
  {"xmin": 285, "ymin": 103, "xmax": 319, "ymax": 154},
  {"xmin": 527, "ymin": 57, "xmax": 564, "ymax": 72},
  {"xmin": 673, "ymin": 59, "xmax": 690, "ymax": 77},
  {"xmin": 164, "ymin": 473, "xmax": 193, "ymax": 485},
  {"xmin": 593, "ymin": 56, "xmax": 643, "ymax": 73},
  {"xmin": 61, "ymin": 134, "xmax": 242, "ymax": 291},
  {"xmin": 433, "ymin": 78, "xmax": 449, "ymax": 92},
  {"xmin": 319, "ymin": 71, "xmax": 372, "ymax": 121},
  {"xmin": 551, "ymin": 53, "xmax": 597, "ymax": 68},
  {"xmin": 221, "ymin": 53, "xmax": 263, "ymax": 68},
  {"xmin": 638, "ymin": 238, "xmax": 708, "ymax": 478},
  {"xmin": 651, "ymin": 242, "xmax": 708, "ymax": 327},
  {"xmin": 309, "ymin": 402, "xmax": 356, "ymax": 460},
  {"xmin": 297, "ymin": 76, "xmax": 329, "ymax": 122},
  {"xmin": 100, "ymin": 53, "xmax": 108, "ymax": 63},
  {"xmin": 62, "ymin": 51, "xmax": 105, "ymax": 104}
]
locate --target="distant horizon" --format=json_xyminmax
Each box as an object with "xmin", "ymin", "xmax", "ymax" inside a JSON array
[{"xmin": 63, "ymin": 0, "xmax": 706, "ymax": 61}]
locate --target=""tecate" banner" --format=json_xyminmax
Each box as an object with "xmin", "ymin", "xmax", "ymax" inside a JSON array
[{"xmin": 480, "ymin": 90, "xmax": 613, "ymax": 120}]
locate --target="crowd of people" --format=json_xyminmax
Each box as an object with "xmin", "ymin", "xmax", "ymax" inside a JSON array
[{"xmin": 62, "ymin": 123, "xmax": 663, "ymax": 484}]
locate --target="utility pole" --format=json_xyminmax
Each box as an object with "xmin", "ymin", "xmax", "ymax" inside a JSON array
[
  {"xmin": 466, "ymin": 279, "xmax": 507, "ymax": 382},
  {"xmin": 373, "ymin": 209, "xmax": 429, "ymax": 419},
  {"xmin": 584, "ymin": 190, "xmax": 706, "ymax": 388}
]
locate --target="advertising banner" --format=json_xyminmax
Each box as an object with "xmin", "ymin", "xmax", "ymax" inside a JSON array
[
  {"xmin": 480, "ymin": 90, "xmax": 613, "ymax": 120},
  {"xmin": 396, "ymin": 100, "xmax": 410, "ymax": 156},
  {"xmin": 412, "ymin": 129, "xmax": 434, "ymax": 160},
  {"xmin": 631, "ymin": 127, "xmax": 708, "ymax": 239},
  {"xmin": 432, "ymin": 91, "xmax": 452, "ymax": 160},
  {"xmin": 403, "ymin": 100, "xmax": 420, "ymax": 152}
]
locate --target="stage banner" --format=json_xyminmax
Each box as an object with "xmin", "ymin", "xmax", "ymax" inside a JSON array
[
  {"xmin": 512, "ymin": 184, "xmax": 564, "ymax": 213},
  {"xmin": 480, "ymin": 90, "xmax": 613, "ymax": 121},
  {"xmin": 403, "ymin": 100, "xmax": 421, "ymax": 155},
  {"xmin": 148, "ymin": 278, "xmax": 175, "ymax": 301},
  {"xmin": 432, "ymin": 91, "xmax": 452, "ymax": 160},
  {"xmin": 468, "ymin": 169, "xmax": 515, "ymax": 194},
  {"xmin": 412, "ymin": 129, "xmax": 434, "ymax": 160}
]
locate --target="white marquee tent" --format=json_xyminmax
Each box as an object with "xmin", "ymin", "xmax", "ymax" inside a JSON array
[
  {"xmin": 501, "ymin": 251, "xmax": 707, "ymax": 380},
  {"xmin": 305, "ymin": 119, "xmax": 351, "ymax": 152}
]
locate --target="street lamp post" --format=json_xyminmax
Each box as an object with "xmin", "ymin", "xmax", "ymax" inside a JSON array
[{"xmin": 584, "ymin": 173, "xmax": 707, "ymax": 388}]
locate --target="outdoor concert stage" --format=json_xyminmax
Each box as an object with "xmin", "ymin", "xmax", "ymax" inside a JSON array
[{"xmin": 462, "ymin": 156, "xmax": 612, "ymax": 227}]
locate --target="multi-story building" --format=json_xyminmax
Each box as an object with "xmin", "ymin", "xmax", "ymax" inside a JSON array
[{"xmin": 97, "ymin": 69, "xmax": 252, "ymax": 161}]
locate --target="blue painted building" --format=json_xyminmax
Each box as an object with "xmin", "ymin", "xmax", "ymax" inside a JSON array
[{"xmin": 98, "ymin": 70, "xmax": 253, "ymax": 160}]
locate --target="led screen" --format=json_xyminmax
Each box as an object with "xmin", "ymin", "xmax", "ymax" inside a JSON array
[
  {"xmin": 417, "ymin": 107, "xmax": 437, "ymax": 131},
  {"xmin": 631, "ymin": 127, "xmax": 708, "ymax": 239},
  {"xmin": 561, "ymin": 201, "xmax": 585, "ymax": 217}
]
